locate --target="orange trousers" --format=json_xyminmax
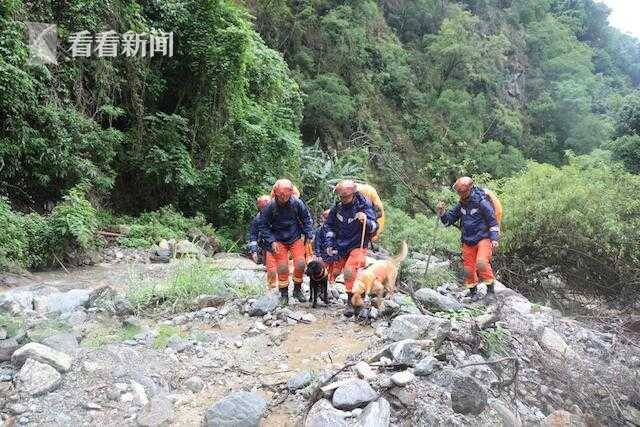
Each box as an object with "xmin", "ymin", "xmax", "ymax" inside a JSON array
[
  {"xmin": 265, "ymin": 239, "xmax": 306, "ymax": 289},
  {"xmin": 462, "ymin": 238, "xmax": 494, "ymax": 288},
  {"xmin": 331, "ymin": 248, "xmax": 367, "ymax": 292}
]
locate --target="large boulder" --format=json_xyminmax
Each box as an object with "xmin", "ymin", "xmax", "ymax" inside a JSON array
[
  {"xmin": 536, "ymin": 327, "xmax": 575, "ymax": 358},
  {"xmin": 248, "ymin": 292, "xmax": 279, "ymax": 317},
  {"xmin": 451, "ymin": 374, "xmax": 487, "ymax": 415},
  {"xmin": 305, "ymin": 399, "xmax": 348, "ymax": 427},
  {"xmin": 34, "ymin": 289, "xmax": 90, "ymax": 314},
  {"xmin": 11, "ymin": 342, "xmax": 72, "ymax": 372},
  {"xmin": 384, "ymin": 314, "xmax": 451, "ymax": 342},
  {"xmin": 15, "ymin": 358, "xmax": 62, "ymax": 396},
  {"xmin": 204, "ymin": 390, "xmax": 267, "ymax": 427},
  {"xmin": 136, "ymin": 396, "xmax": 174, "ymax": 426},
  {"xmin": 388, "ymin": 339, "xmax": 424, "ymax": 366},
  {"xmin": 332, "ymin": 379, "xmax": 379, "ymax": 410},
  {"xmin": 175, "ymin": 240, "xmax": 203, "ymax": 258},
  {"xmin": 414, "ymin": 288, "xmax": 463, "ymax": 311},
  {"xmin": 354, "ymin": 398, "xmax": 391, "ymax": 427},
  {"xmin": 0, "ymin": 338, "xmax": 20, "ymax": 361},
  {"xmin": 41, "ymin": 332, "xmax": 79, "ymax": 356},
  {"xmin": 0, "ymin": 289, "xmax": 34, "ymax": 314}
]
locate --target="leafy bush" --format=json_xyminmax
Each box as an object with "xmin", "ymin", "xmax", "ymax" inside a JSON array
[
  {"xmin": 0, "ymin": 185, "xmax": 100, "ymax": 270},
  {"xmin": 479, "ymin": 323, "xmax": 511, "ymax": 357},
  {"xmin": 496, "ymin": 154, "xmax": 640, "ymax": 300},
  {"xmin": 111, "ymin": 205, "xmax": 218, "ymax": 249},
  {"xmin": 127, "ymin": 259, "xmax": 263, "ymax": 313},
  {"xmin": 380, "ymin": 206, "xmax": 459, "ymax": 256},
  {"xmin": 153, "ymin": 325, "xmax": 184, "ymax": 349},
  {"xmin": 81, "ymin": 318, "xmax": 142, "ymax": 349}
]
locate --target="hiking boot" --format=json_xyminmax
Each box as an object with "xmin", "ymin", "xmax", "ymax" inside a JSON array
[
  {"xmin": 293, "ymin": 282, "xmax": 306, "ymax": 303},
  {"xmin": 343, "ymin": 292, "xmax": 355, "ymax": 317},
  {"xmin": 279, "ymin": 287, "xmax": 289, "ymax": 306},
  {"xmin": 465, "ymin": 287, "xmax": 480, "ymax": 302},
  {"xmin": 483, "ymin": 282, "xmax": 496, "ymax": 303}
]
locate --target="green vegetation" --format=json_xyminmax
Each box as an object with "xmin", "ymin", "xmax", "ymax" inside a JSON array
[
  {"xmin": 153, "ymin": 325, "xmax": 184, "ymax": 349},
  {"xmin": 479, "ymin": 323, "xmax": 511, "ymax": 357},
  {"xmin": 81, "ymin": 320, "xmax": 142, "ymax": 348},
  {"xmin": 127, "ymin": 259, "xmax": 263, "ymax": 313},
  {"xmin": 0, "ymin": 313, "xmax": 23, "ymax": 337},
  {"xmin": 434, "ymin": 305, "xmax": 486, "ymax": 321}
]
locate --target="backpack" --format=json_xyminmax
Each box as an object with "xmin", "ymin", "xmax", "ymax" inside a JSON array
[
  {"xmin": 356, "ymin": 183, "xmax": 385, "ymax": 240},
  {"xmin": 482, "ymin": 188, "xmax": 503, "ymax": 226}
]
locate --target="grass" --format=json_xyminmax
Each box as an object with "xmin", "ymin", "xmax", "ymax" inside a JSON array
[
  {"xmin": 479, "ymin": 323, "xmax": 511, "ymax": 357},
  {"xmin": 28, "ymin": 319, "xmax": 72, "ymax": 342},
  {"xmin": 81, "ymin": 318, "xmax": 142, "ymax": 348},
  {"xmin": 126, "ymin": 259, "xmax": 264, "ymax": 314},
  {"xmin": 0, "ymin": 313, "xmax": 23, "ymax": 337},
  {"xmin": 153, "ymin": 325, "xmax": 183, "ymax": 349}
]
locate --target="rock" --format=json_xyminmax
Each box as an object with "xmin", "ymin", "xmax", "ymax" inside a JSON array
[
  {"xmin": 414, "ymin": 288, "xmax": 463, "ymax": 311},
  {"xmin": 460, "ymin": 354, "xmax": 499, "ymax": 385},
  {"xmin": 302, "ymin": 313, "xmax": 317, "ymax": 323},
  {"xmin": 15, "ymin": 358, "xmax": 62, "ymax": 396},
  {"xmin": 489, "ymin": 399, "xmax": 521, "ymax": 427},
  {"xmin": 287, "ymin": 371, "xmax": 315, "ymax": 391},
  {"xmin": 137, "ymin": 396, "xmax": 174, "ymax": 427},
  {"xmin": 0, "ymin": 364, "xmax": 16, "ymax": 381},
  {"xmin": 623, "ymin": 405, "xmax": 640, "ymax": 426},
  {"xmin": 204, "ymin": 390, "xmax": 267, "ymax": 427},
  {"xmin": 249, "ymin": 292, "xmax": 280, "ymax": 317},
  {"xmin": 451, "ymin": 374, "xmax": 487, "ymax": 415},
  {"xmin": 536, "ymin": 328, "xmax": 575, "ymax": 358},
  {"xmin": 184, "ymin": 376, "xmax": 204, "ymax": 393},
  {"xmin": 107, "ymin": 388, "xmax": 121, "ymax": 401},
  {"xmin": 0, "ymin": 290, "xmax": 34, "ymax": 314},
  {"xmin": 131, "ymin": 380, "xmax": 149, "ymax": 406},
  {"xmin": 34, "ymin": 289, "xmax": 90, "ymax": 314},
  {"xmin": 321, "ymin": 379, "xmax": 357, "ymax": 397},
  {"xmin": 11, "ymin": 342, "xmax": 72, "ymax": 372},
  {"xmin": 175, "ymin": 240, "xmax": 202, "ymax": 258},
  {"xmin": 60, "ymin": 309, "xmax": 87, "ymax": 327},
  {"xmin": 388, "ymin": 339, "xmax": 423, "ymax": 366},
  {"xmin": 0, "ymin": 338, "xmax": 20, "ymax": 361},
  {"xmin": 384, "ymin": 315, "xmax": 451, "ymax": 342},
  {"xmin": 354, "ymin": 398, "xmax": 391, "ymax": 427},
  {"xmin": 354, "ymin": 361, "xmax": 377, "ymax": 380},
  {"xmin": 167, "ymin": 336, "xmax": 190, "ymax": 353},
  {"xmin": 0, "ymin": 328, "xmax": 6, "ymax": 340},
  {"xmin": 543, "ymin": 410, "xmax": 586, "ymax": 427},
  {"xmin": 332, "ymin": 379, "xmax": 379, "ymax": 410},
  {"xmin": 158, "ymin": 239, "xmax": 170, "ymax": 250},
  {"xmin": 7, "ymin": 402, "xmax": 27, "ymax": 415},
  {"xmin": 414, "ymin": 356, "xmax": 437, "ymax": 376},
  {"xmin": 391, "ymin": 370, "xmax": 415, "ymax": 387},
  {"xmin": 305, "ymin": 399, "xmax": 348, "ymax": 427},
  {"xmin": 41, "ymin": 332, "xmax": 78, "ymax": 356},
  {"xmin": 197, "ymin": 295, "xmax": 227, "ymax": 309},
  {"xmin": 150, "ymin": 248, "xmax": 172, "ymax": 263}
]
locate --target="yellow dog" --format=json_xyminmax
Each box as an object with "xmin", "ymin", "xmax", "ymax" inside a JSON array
[{"xmin": 351, "ymin": 241, "xmax": 408, "ymax": 311}]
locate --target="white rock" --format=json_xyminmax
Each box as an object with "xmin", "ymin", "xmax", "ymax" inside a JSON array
[
  {"xmin": 12, "ymin": 343, "xmax": 72, "ymax": 373},
  {"xmin": 354, "ymin": 361, "xmax": 377, "ymax": 380},
  {"xmin": 391, "ymin": 370, "xmax": 415, "ymax": 386}
]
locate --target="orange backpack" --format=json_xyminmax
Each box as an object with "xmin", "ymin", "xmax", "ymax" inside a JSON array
[{"xmin": 482, "ymin": 188, "xmax": 503, "ymax": 226}]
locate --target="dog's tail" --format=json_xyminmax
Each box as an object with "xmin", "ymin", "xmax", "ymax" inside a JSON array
[{"xmin": 391, "ymin": 241, "xmax": 408, "ymax": 265}]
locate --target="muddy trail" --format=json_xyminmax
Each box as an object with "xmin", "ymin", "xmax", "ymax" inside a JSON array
[{"xmin": 2, "ymin": 253, "xmax": 640, "ymax": 427}]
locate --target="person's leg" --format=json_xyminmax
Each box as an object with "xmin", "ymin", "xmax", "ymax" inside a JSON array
[
  {"xmin": 265, "ymin": 251, "xmax": 278, "ymax": 289},
  {"xmin": 476, "ymin": 239, "xmax": 496, "ymax": 299},
  {"xmin": 290, "ymin": 239, "xmax": 307, "ymax": 302},
  {"xmin": 273, "ymin": 242, "xmax": 290, "ymax": 304},
  {"xmin": 462, "ymin": 243, "xmax": 479, "ymax": 299}
]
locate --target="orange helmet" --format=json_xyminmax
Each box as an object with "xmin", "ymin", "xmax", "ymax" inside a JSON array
[{"xmin": 256, "ymin": 195, "xmax": 271, "ymax": 210}]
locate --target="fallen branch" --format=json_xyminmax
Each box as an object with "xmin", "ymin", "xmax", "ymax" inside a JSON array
[
  {"xmin": 301, "ymin": 361, "xmax": 359, "ymax": 425},
  {"xmin": 98, "ymin": 230, "xmax": 123, "ymax": 237}
]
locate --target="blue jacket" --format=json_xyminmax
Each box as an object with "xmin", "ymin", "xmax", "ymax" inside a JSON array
[
  {"xmin": 246, "ymin": 213, "xmax": 262, "ymax": 253},
  {"xmin": 314, "ymin": 224, "xmax": 340, "ymax": 262},
  {"xmin": 258, "ymin": 197, "xmax": 314, "ymax": 249},
  {"xmin": 440, "ymin": 187, "xmax": 500, "ymax": 245},
  {"xmin": 325, "ymin": 192, "xmax": 378, "ymax": 257}
]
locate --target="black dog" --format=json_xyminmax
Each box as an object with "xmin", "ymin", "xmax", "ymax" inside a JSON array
[{"xmin": 306, "ymin": 260, "xmax": 329, "ymax": 308}]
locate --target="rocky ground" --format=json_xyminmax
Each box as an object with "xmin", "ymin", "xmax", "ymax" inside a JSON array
[{"xmin": 0, "ymin": 250, "xmax": 639, "ymax": 426}]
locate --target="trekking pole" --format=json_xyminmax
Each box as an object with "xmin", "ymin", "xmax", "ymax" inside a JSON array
[{"xmin": 359, "ymin": 217, "xmax": 367, "ymax": 250}]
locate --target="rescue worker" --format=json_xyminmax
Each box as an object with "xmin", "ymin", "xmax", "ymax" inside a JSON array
[
  {"xmin": 436, "ymin": 177, "xmax": 499, "ymax": 302},
  {"xmin": 324, "ymin": 180, "xmax": 378, "ymax": 316},
  {"xmin": 258, "ymin": 179, "xmax": 314, "ymax": 305},
  {"xmin": 313, "ymin": 209, "xmax": 341, "ymax": 283},
  {"xmin": 247, "ymin": 194, "xmax": 270, "ymax": 265}
]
